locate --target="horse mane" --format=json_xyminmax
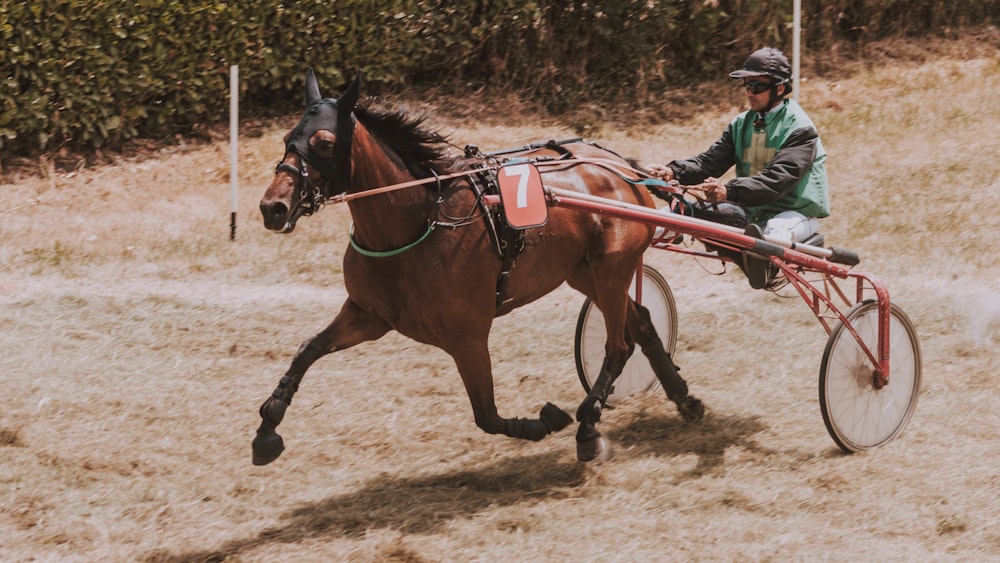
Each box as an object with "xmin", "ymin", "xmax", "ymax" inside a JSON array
[{"xmin": 354, "ymin": 98, "xmax": 452, "ymax": 178}]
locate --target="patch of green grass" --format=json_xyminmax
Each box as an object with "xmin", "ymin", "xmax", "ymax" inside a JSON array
[
  {"xmin": 22, "ymin": 241, "xmax": 72, "ymax": 266},
  {"xmin": 149, "ymin": 237, "xmax": 222, "ymax": 261},
  {"xmin": 21, "ymin": 241, "xmax": 78, "ymax": 275}
]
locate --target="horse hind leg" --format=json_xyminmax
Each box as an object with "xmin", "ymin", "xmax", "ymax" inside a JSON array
[
  {"xmin": 252, "ymin": 299, "xmax": 390, "ymax": 465},
  {"xmin": 451, "ymin": 340, "xmax": 573, "ymax": 443},
  {"xmin": 630, "ymin": 301, "xmax": 704, "ymax": 421},
  {"xmin": 575, "ymin": 351, "xmax": 627, "ymax": 462},
  {"xmin": 565, "ymin": 264, "xmax": 639, "ymax": 462},
  {"xmin": 574, "ymin": 295, "xmax": 633, "ymax": 462}
]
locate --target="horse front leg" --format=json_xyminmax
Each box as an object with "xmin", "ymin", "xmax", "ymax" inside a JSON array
[
  {"xmin": 451, "ymin": 340, "xmax": 573, "ymax": 442},
  {"xmin": 252, "ymin": 298, "xmax": 390, "ymax": 465}
]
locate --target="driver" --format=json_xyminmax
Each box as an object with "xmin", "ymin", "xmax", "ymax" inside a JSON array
[{"xmin": 649, "ymin": 47, "xmax": 829, "ymax": 289}]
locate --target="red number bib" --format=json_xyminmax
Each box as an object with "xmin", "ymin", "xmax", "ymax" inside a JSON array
[{"xmin": 497, "ymin": 163, "xmax": 548, "ymax": 229}]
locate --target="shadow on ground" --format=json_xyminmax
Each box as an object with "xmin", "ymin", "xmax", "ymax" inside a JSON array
[
  {"xmin": 608, "ymin": 408, "xmax": 776, "ymax": 481},
  {"xmin": 143, "ymin": 450, "xmax": 582, "ymax": 562},
  {"xmin": 144, "ymin": 410, "xmax": 774, "ymax": 562}
]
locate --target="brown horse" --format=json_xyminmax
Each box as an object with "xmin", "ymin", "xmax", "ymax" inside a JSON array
[{"xmin": 253, "ymin": 70, "xmax": 703, "ymax": 465}]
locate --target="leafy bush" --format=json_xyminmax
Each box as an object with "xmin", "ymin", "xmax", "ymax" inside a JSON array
[{"xmin": 0, "ymin": 0, "xmax": 995, "ymax": 158}]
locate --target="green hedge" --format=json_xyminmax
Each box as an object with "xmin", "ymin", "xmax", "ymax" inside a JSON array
[{"xmin": 1, "ymin": 0, "xmax": 996, "ymax": 158}]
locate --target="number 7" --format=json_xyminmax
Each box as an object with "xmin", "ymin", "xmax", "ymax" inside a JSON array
[{"xmin": 502, "ymin": 163, "xmax": 532, "ymax": 208}]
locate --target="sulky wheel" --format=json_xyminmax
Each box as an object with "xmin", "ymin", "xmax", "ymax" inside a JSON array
[
  {"xmin": 574, "ymin": 264, "xmax": 677, "ymax": 405},
  {"xmin": 819, "ymin": 300, "xmax": 922, "ymax": 452}
]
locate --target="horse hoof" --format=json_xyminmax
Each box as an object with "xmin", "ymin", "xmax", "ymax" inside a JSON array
[
  {"xmin": 678, "ymin": 396, "xmax": 705, "ymax": 421},
  {"xmin": 252, "ymin": 430, "xmax": 285, "ymax": 466},
  {"xmin": 577, "ymin": 435, "xmax": 613, "ymax": 462}
]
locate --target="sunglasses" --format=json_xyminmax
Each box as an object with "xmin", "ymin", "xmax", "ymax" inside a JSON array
[{"xmin": 744, "ymin": 80, "xmax": 773, "ymax": 94}]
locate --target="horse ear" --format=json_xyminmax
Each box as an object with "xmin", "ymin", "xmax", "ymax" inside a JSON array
[
  {"xmin": 337, "ymin": 71, "xmax": 363, "ymax": 115},
  {"xmin": 305, "ymin": 67, "xmax": 322, "ymax": 106}
]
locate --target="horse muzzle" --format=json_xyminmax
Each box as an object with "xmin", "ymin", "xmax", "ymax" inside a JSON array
[{"xmin": 260, "ymin": 199, "xmax": 302, "ymax": 233}]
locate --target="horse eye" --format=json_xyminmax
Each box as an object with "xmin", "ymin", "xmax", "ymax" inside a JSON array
[{"xmin": 312, "ymin": 140, "xmax": 335, "ymax": 158}]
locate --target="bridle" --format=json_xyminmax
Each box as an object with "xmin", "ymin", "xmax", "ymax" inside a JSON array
[
  {"xmin": 275, "ymin": 98, "xmax": 356, "ymax": 216},
  {"xmin": 274, "ymin": 160, "xmax": 327, "ymax": 215}
]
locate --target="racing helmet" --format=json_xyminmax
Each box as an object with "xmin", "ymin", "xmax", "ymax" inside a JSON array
[{"xmin": 729, "ymin": 47, "xmax": 793, "ymax": 94}]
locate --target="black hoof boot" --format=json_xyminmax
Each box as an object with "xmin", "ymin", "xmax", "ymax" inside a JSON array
[
  {"xmin": 678, "ymin": 396, "xmax": 705, "ymax": 421},
  {"xmin": 253, "ymin": 397, "xmax": 289, "ymax": 465},
  {"xmin": 252, "ymin": 428, "xmax": 285, "ymax": 465},
  {"xmin": 541, "ymin": 402, "xmax": 573, "ymax": 433}
]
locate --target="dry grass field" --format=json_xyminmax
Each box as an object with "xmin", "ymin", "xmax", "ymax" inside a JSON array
[{"xmin": 2, "ymin": 41, "xmax": 999, "ymax": 562}]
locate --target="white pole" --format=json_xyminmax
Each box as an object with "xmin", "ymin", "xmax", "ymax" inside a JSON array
[
  {"xmin": 229, "ymin": 65, "xmax": 239, "ymax": 241},
  {"xmin": 793, "ymin": 0, "xmax": 801, "ymax": 99}
]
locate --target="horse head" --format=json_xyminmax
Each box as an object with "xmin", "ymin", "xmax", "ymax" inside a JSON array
[{"xmin": 260, "ymin": 69, "xmax": 362, "ymax": 233}]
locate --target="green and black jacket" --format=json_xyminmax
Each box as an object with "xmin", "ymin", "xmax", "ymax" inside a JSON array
[{"xmin": 667, "ymin": 98, "xmax": 830, "ymax": 225}]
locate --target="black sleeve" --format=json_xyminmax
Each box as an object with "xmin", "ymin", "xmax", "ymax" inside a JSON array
[
  {"xmin": 666, "ymin": 126, "xmax": 737, "ymax": 184},
  {"xmin": 724, "ymin": 126, "xmax": 819, "ymax": 207}
]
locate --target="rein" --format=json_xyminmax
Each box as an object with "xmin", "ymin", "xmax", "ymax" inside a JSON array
[
  {"xmin": 328, "ymin": 167, "xmax": 493, "ymax": 204},
  {"xmin": 326, "ymin": 157, "xmax": 680, "ymax": 205},
  {"xmin": 326, "ymin": 155, "xmax": 683, "ymax": 259}
]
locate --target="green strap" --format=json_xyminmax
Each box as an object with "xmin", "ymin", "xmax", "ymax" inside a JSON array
[
  {"xmin": 625, "ymin": 177, "xmax": 673, "ymax": 189},
  {"xmin": 349, "ymin": 222, "xmax": 436, "ymax": 258}
]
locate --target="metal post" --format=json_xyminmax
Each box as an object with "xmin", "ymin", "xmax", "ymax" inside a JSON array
[
  {"xmin": 229, "ymin": 65, "xmax": 239, "ymax": 241},
  {"xmin": 793, "ymin": 0, "xmax": 801, "ymax": 99}
]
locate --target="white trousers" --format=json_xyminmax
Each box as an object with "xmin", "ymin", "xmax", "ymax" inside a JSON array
[{"xmin": 763, "ymin": 211, "xmax": 820, "ymax": 243}]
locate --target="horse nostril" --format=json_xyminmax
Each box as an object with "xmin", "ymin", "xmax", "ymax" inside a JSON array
[{"xmin": 261, "ymin": 201, "xmax": 288, "ymax": 225}]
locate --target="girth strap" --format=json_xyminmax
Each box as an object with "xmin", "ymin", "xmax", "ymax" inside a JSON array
[
  {"xmin": 495, "ymin": 226, "xmax": 525, "ymax": 308},
  {"xmin": 463, "ymin": 159, "xmax": 525, "ymax": 308}
]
